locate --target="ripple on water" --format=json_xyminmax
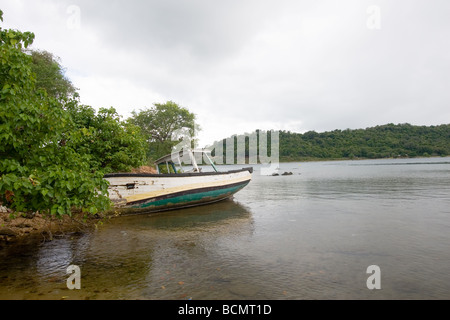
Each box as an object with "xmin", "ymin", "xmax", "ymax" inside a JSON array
[{"xmin": 1, "ymin": 158, "xmax": 450, "ymax": 299}]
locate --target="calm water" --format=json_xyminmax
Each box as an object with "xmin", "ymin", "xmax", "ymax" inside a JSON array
[{"xmin": 1, "ymin": 157, "xmax": 449, "ymax": 300}]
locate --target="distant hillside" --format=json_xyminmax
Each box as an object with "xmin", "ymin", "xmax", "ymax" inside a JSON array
[
  {"xmin": 210, "ymin": 123, "xmax": 450, "ymax": 162},
  {"xmin": 278, "ymin": 123, "xmax": 450, "ymax": 161}
]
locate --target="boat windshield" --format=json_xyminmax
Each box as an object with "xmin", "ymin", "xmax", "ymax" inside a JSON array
[{"xmin": 154, "ymin": 149, "xmax": 218, "ymax": 174}]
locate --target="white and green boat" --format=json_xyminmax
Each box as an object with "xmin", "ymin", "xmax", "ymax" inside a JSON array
[{"xmin": 104, "ymin": 149, "xmax": 253, "ymax": 215}]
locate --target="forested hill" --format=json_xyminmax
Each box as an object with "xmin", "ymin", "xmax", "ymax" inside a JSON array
[
  {"xmin": 212, "ymin": 123, "xmax": 450, "ymax": 162},
  {"xmin": 279, "ymin": 123, "xmax": 450, "ymax": 161}
]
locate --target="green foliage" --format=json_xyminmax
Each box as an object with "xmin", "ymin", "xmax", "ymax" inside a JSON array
[
  {"xmin": 28, "ymin": 49, "xmax": 78, "ymax": 100},
  {"xmin": 0, "ymin": 13, "xmax": 111, "ymax": 217},
  {"xmin": 0, "ymin": 22, "xmax": 35, "ymax": 98},
  {"xmin": 278, "ymin": 123, "xmax": 450, "ymax": 161},
  {"xmin": 0, "ymin": 10, "xmax": 152, "ymax": 217},
  {"xmin": 65, "ymin": 103, "xmax": 147, "ymax": 173},
  {"xmin": 214, "ymin": 124, "xmax": 450, "ymax": 163},
  {"xmin": 128, "ymin": 101, "xmax": 199, "ymax": 161}
]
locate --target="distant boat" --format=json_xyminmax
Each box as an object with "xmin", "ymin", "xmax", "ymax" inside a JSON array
[{"xmin": 104, "ymin": 149, "xmax": 253, "ymax": 215}]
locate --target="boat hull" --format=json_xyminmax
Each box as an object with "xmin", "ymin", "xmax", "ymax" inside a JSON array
[{"xmin": 104, "ymin": 167, "xmax": 252, "ymax": 214}]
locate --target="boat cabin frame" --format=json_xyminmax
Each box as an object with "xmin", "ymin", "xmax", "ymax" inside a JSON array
[{"xmin": 154, "ymin": 149, "xmax": 218, "ymax": 174}]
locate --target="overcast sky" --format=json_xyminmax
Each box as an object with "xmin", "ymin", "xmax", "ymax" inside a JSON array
[{"xmin": 1, "ymin": 0, "xmax": 449, "ymax": 146}]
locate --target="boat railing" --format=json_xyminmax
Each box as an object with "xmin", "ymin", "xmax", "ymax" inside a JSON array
[{"xmin": 154, "ymin": 149, "xmax": 217, "ymax": 174}]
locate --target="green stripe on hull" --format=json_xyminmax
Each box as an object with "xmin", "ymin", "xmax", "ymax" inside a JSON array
[{"xmin": 129, "ymin": 183, "xmax": 248, "ymax": 210}]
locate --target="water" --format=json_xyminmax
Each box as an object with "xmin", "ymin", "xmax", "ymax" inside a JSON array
[{"xmin": 1, "ymin": 157, "xmax": 449, "ymax": 300}]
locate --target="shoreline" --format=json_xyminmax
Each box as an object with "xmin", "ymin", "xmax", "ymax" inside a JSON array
[
  {"xmin": 279, "ymin": 155, "xmax": 449, "ymax": 163},
  {"xmin": 0, "ymin": 210, "xmax": 104, "ymax": 245},
  {"xmin": 2, "ymin": 156, "xmax": 448, "ymax": 245},
  {"xmin": 0, "ymin": 165, "xmax": 157, "ymax": 245},
  {"xmin": 203, "ymin": 155, "xmax": 449, "ymax": 166}
]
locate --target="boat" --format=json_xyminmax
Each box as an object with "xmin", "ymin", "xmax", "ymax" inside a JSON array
[{"xmin": 104, "ymin": 149, "xmax": 253, "ymax": 215}]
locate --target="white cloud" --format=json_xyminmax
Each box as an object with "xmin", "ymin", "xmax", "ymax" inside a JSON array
[{"xmin": 1, "ymin": 0, "xmax": 449, "ymax": 147}]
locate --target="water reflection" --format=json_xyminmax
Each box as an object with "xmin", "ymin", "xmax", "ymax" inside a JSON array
[
  {"xmin": 0, "ymin": 199, "xmax": 254, "ymax": 300},
  {"xmin": 112, "ymin": 199, "xmax": 253, "ymax": 230},
  {"xmin": 1, "ymin": 158, "xmax": 449, "ymax": 300}
]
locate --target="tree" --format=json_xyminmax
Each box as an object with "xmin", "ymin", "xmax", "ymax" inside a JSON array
[
  {"xmin": 128, "ymin": 101, "xmax": 199, "ymax": 161},
  {"xmin": 0, "ymin": 11, "xmax": 110, "ymax": 217},
  {"xmin": 28, "ymin": 49, "xmax": 78, "ymax": 100},
  {"xmin": 217, "ymin": 123, "xmax": 450, "ymax": 162},
  {"xmin": 65, "ymin": 103, "xmax": 147, "ymax": 173}
]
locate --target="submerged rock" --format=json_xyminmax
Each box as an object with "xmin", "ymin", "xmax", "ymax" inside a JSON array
[{"xmin": 271, "ymin": 172, "xmax": 293, "ymax": 176}]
